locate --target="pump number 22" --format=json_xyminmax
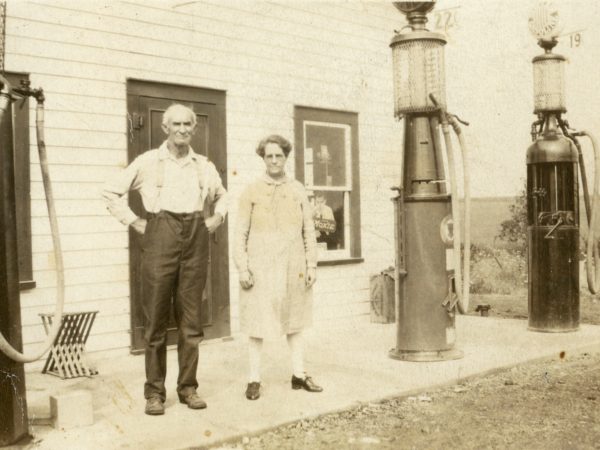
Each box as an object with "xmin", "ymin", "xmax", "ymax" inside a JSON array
[{"xmin": 433, "ymin": 8, "xmax": 458, "ymax": 34}]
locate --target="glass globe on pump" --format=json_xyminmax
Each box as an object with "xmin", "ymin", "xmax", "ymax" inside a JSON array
[
  {"xmin": 390, "ymin": 2, "xmax": 446, "ymax": 116},
  {"xmin": 529, "ymin": 1, "xmax": 566, "ymax": 115}
]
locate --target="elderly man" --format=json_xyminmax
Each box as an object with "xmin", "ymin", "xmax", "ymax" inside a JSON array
[{"xmin": 102, "ymin": 104, "xmax": 228, "ymax": 415}]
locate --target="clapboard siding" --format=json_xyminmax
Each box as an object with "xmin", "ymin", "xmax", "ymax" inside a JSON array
[
  {"xmin": 32, "ymin": 265, "xmax": 129, "ymax": 289},
  {"xmin": 30, "ymin": 181, "xmax": 106, "ymax": 200},
  {"xmin": 10, "ymin": 31, "xmax": 391, "ymax": 91},
  {"xmin": 31, "ymin": 216, "xmax": 124, "ymax": 235},
  {"xmin": 32, "ymin": 232, "xmax": 127, "ymax": 253},
  {"xmin": 9, "ymin": 3, "xmax": 393, "ymax": 95},
  {"xmin": 6, "ymin": 0, "xmax": 402, "ymax": 355},
  {"xmin": 30, "ymin": 147, "xmax": 127, "ymax": 166},
  {"xmin": 32, "ymin": 249, "xmax": 128, "ymax": 272},
  {"xmin": 9, "ymin": 44, "xmax": 391, "ymax": 102},
  {"xmin": 21, "ymin": 293, "xmax": 130, "ymax": 322},
  {"xmin": 314, "ymin": 301, "xmax": 371, "ymax": 322},
  {"xmin": 30, "ymin": 91, "xmax": 125, "ymax": 115},
  {"xmin": 31, "ymin": 199, "xmax": 108, "ymax": 218},
  {"xmin": 32, "ymin": 111, "xmax": 125, "ymax": 133},
  {"xmin": 22, "ymin": 312, "xmax": 130, "ymax": 343},
  {"xmin": 30, "ymin": 164, "xmax": 124, "ymax": 184},
  {"xmin": 24, "ymin": 1, "xmax": 390, "ymax": 60}
]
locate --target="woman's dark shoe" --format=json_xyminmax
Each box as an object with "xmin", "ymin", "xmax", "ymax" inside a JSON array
[
  {"xmin": 245, "ymin": 382, "xmax": 261, "ymax": 400},
  {"xmin": 291, "ymin": 375, "xmax": 323, "ymax": 392}
]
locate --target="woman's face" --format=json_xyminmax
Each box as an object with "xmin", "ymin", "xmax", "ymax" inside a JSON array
[{"xmin": 263, "ymin": 142, "xmax": 287, "ymax": 178}]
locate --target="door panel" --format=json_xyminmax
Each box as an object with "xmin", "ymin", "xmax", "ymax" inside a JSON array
[{"xmin": 127, "ymin": 80, "xmax": 229, "ymax": 353}]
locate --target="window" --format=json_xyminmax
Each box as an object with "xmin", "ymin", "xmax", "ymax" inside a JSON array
[
  {"xmin": 2, "ymin": 73, "xmax": 34, "ymax": 289},
  {"xmin": 294, "ymin": 107, "xmax": 361, "ymax": 262}
]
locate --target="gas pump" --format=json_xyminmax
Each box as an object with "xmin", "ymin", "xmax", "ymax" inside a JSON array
[
  {"xmin": 0, "ymin": 76, "xmax": 65, "ymax": 445},
  {"xmin": 388, "ymin": 1, "xmax": 471, "ymax": 362},
  {"xmin": 526, "ymin": 2, "xmax": 600, "ymax": 332}
]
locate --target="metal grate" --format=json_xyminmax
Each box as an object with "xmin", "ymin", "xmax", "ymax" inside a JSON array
[
  {"xmin": 40, "ymin": 311, "xmax": 99, "ymax": 379},
  {"xmin": 392, "ymin": 38, "xmax": 446, "ymax": 115}
]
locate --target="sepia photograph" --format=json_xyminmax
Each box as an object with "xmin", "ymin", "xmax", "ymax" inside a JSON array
[{"xmin": 1, "ymin": 0, "xmax": 600, "ymax": 448}]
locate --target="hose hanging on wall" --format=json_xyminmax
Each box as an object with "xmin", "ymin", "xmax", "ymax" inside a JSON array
[{"xmin": 0, "ymin": 75, "xmax": 66, "ymax": 362}]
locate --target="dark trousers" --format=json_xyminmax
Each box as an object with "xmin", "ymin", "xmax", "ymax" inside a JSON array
[{"xmin": 141, "ymin": 210, "xmax": 209, "ymax": 400}]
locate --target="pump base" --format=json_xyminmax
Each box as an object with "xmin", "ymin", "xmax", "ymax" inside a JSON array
[{"xmin": 388, "ymin": 347, "xmax": 463, "ymax": 362}]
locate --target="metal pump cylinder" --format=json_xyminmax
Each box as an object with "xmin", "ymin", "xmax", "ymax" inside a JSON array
[
  {"xmin": 527, "ymin": 118, "xmax": 580, "ymax": 332},
  {"xmin": 390, "ymin": 115, "xmax": 460, "ymax": 361}
]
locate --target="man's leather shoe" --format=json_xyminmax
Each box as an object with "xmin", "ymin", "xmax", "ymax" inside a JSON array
[
  {"xmin": 291, "ymin": 375, "xmax": 323, "ymax": 392},
  {"xmin": 145, "ymin": 397, "xmax": 165, "ymax": 415},
  {"xmin": 245, "ymin": 382, "xmax": 260, "ymax": 400},
  {"xmin": 178, "ymin": 392, "xmax": 207, "ymax": 409}
]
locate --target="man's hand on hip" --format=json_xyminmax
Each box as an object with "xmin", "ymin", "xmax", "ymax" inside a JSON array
[
  {"xmin": 205, "ymin": 213, "xmax": 223, "ymax": 233},
  {"xmin": 131, "ymin": 218, "xmax": 147, "ymax": 235}
]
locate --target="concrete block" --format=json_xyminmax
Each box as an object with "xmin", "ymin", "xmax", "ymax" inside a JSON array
[{"xmin": 50, "ymin": 390, "xmax": 93, "ymax": 430}]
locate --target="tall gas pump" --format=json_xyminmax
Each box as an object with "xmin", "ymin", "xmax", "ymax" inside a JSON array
[
  {"xmin": 0, "ymin": 75, "xmax": 65, "ymax": 445},
  {"xmin": 526, "ymin": 2, "xmax": 600, "ymax": 332},
  {"xmin": 388, "ymin": 1, "xmax": 471, "ymax": 361}
]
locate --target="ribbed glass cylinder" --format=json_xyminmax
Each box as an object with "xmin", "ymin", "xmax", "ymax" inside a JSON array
[
  {"xmin": 391, "ymin": 37, "xmax": 446, "ymax": 115},
  {"xmin": 533, "ymin": 56, "xmax": 566, "ymax": 112}
]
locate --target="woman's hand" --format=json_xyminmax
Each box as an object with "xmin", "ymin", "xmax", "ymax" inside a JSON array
[
  {"xmin": 306, "ymin": 267, "xmax": 316, "ymax": 288},
  {"xmin": 239, "ymin": 270, "xmax": 254, "ymax": 290}
]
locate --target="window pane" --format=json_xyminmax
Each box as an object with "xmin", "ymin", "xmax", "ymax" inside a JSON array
[
  {"xmin": 312, "ymin": 190, "xmax": 346, "ymax": 251},
  {"xmin": 305, "ymin": 123, "xmax": 348, "ymax": 188}
]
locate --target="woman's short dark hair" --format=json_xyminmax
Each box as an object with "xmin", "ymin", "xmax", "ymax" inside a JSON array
[{"xmin": 256, "ymin": 134, "xmax": 292, "ymax": 158}]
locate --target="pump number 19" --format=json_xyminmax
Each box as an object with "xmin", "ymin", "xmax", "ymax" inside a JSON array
[{"xmin": 569, "ymin": 32, "xmax": 582, "ymax": 48}]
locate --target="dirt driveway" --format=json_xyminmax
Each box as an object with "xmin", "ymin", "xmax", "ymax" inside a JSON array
[
  {"xmin": 204, "ymin": 290, "xmax": 600, "ymax": 450},
  {"xmin": 211, "ymin": 347, "xmax": 600, "ymax": 450}
]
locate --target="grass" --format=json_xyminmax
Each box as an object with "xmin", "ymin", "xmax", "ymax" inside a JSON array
[{"xmin": 469, "ymin": 245, "xmax": 600, "ymax": 325}]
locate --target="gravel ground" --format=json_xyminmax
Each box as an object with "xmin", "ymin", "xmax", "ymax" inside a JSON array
[
  {"xmin": 207, "ymin": 348, "xmax": 600, "ymax": 450},
  {"xmin": 202, "ymin": 287, "xmax": 600, "ymax": 450}
]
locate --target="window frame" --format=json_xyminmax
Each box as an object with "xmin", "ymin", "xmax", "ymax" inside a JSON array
[{"xmin": 294, "ymin": 106, "xmax": 361, "ymax": 263}]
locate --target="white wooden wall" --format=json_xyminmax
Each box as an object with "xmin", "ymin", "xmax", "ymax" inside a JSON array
[{"xmin": 5, "ymin": 0, "xmax": 404, "ymax": 361}]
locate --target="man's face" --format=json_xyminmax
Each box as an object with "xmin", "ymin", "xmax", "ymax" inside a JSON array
[{"xmin": 163, "ymin": 107, "xmax": 195, "ymax": 147}]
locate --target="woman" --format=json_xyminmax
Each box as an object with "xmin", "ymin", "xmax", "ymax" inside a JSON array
[{"xmin": 234, "ymin": 134, "xmax": 323, "ymax": 401}]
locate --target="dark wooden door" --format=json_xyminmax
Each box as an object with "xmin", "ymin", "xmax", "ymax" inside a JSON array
[{"xmin": 127, "ymin": 80, "xmax": 229, "ymax": 353}]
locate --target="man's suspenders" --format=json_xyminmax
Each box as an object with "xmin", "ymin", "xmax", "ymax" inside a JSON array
[{"xmin": 151, "ymin": 153, "xmax": 207, "ymax": 214}]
